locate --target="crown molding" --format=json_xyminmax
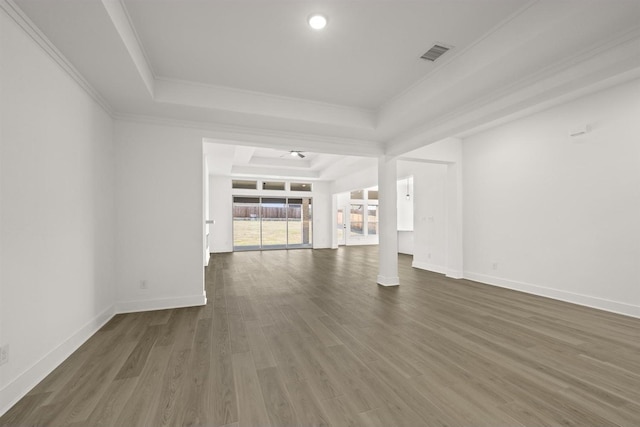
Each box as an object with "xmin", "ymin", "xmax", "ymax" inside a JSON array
[
  {"xmin": 101, "ymin": 0, "xmax": 155, "ymax": 97},
  {"xmin": 1, "ymin": 0, "xmax": 114, "ymax": 116},
  {"xmin": 114, "ymin": 113, "xmax": 383, "ymax": 157}
]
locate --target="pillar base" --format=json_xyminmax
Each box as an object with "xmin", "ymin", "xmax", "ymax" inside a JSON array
[{"xmin": 377, "ymin": 275, "xmax": 400, "ymax": 286}]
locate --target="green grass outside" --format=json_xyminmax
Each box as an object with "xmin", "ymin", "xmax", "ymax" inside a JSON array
[{"xmin": 233, "ymin": 219, "xmax": 312, "ymax": 247}]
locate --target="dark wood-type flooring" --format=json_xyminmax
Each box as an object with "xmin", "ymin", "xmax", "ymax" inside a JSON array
[{"xmin": 2, "ymin": 246, "xmax": 640, "ymax": 426}]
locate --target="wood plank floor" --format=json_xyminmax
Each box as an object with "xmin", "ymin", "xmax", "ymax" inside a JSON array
[{"xmin": 2, "ymin": 246, "xmax": 640, "ymax": 426}]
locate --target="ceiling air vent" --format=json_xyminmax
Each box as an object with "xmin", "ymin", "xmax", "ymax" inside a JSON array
[{"xmin": 420, "ymin": 44, "xmax": 450, "ymax": 62}]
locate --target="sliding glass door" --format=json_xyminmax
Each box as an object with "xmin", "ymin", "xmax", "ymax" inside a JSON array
[{"xmin": 233, "ymin": 197, "xmax": 312, "ymax": 251}]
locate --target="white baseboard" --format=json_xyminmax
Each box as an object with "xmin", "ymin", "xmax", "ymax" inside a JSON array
[
  {"xmin": 464, "ymin": 271, "xmax": 640, "ymax": 319},
  {"xmin": 346, "ymin": 240, "xmax": 379, "ymax": 246},
  {"xmin": 0, "ymin": 305, "xmax": 116, "ymax": 417},
  {"xmin": 412, "ymin": 260, "xmax": 446, "ymax": 275},
  {"xmin": 115, "ymin": 293, "xmax": 207, "ymax": 314}
]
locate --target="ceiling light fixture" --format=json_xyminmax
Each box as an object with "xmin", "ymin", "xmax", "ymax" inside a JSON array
[
  {"xmin": 290, "ymin": 150, "xmax": 306, "ymax": 158},
  {"xmin": 308, "ymin": 14, "xmax": 327, "ymax": 30}
]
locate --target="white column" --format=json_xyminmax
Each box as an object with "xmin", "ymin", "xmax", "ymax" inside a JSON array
[
  {"xmin": 377, "ymin": 155, "xmax": 399, "ymax": 286},
  {"xmin": 445, "ymin": 162, "xmax": 463, "ymax": 278}
]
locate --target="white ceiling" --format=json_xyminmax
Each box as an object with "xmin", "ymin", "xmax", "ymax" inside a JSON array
[
  {"xmin": 9, "ymin": 0, "xmax": 640, "ymax": 179},
  {"xmin": 203, "ymin": 142, "xmax": 376, "ymax": 181},
  {"xmin": 123, "ymin": 0, "xmax": 527, "ymax": 109}
]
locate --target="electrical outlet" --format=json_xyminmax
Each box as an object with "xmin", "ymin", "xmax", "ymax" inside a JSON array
[
  {"xmin": 140, "ymin": 280, "xmax": 148, "ymax": 290},
  {"xmin": 492, "ymin": 262, "xmax": 498, "ymax": 270},
  {"xmin": 0, "ymin": 344, "xmax": 9, "ymax": 366}
]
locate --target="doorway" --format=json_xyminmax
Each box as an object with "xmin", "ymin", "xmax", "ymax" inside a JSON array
[{"xmin": 336, "ymin": 208, "xmax": 346, "ymax": 245}]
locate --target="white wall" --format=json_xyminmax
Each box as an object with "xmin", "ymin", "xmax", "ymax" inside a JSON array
[
  {"xmin": 399, "ymin": 138, "xmax": 464, "ymax": 278},
  {"xmin": 1, "ymin": 11, "xmax": 116, "ymax": 414},
  {"xmin": 203, "ymin": 154, "xmax": 210, "ymax": 266},
  {"xmin": 330, "ymin": 163, "xmax": 377, "ymax": 195},
  {"xmin": 397, "ymin": 176, "xmax": 414, "ymax": 255},
  {"xmin": 413, "ymin": 164, "xmax": 448, "ymax": 273},
  {"xmin": 311, "ymin": 181, "xmax": 333, "ymax": 249},
  {"xmin": 405, "ymin": 137, "xmax": 462, "ymax": 163},
  {"xmin": 209, "ymin": 175, "xmax": 233, "ymax": 253},
  {"xmin": 397, "ymin": 231, "xmax": 414, "ymax": 255},
  {"xmin": 115, "ymin": 121, "xmax": 205, "ymax": 312},
  {"xmin": 463, "ymin": 79, "xmax": 640, "ymax": 318},
  {"xmin": 397, "ymin": 161, "xmax": 448, "ymax": 272},
  {"xmin": 397, "ymin": 176, "xmax": 414, "ymax": 231}
]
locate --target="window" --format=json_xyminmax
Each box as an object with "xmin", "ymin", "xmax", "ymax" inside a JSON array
[
  {"xmin": 350, "ymin": 190, "xmax": 364, "ymax": 200},
  {"xmin": 262, "ymin": 181, "xmax": 285, "ymax": 191},
  {"xmin": 287, "ymin": 198, "xmax": 312, "ymax": 246},
  {"xmin": 345, "ymin": 188, "xmax": 379, "ymax": 240},
  {"xmin": 350, "ymin": 204, "xmax": 364, "ymax": 236},
  {"xmin": 290, "ymin": 182, "xmax": 312, "ymax": 191},
  {"xmin": 367, "ymin": 205, "xmax": 378, "ymax": 235},
  {"xmin": 232, "ymin": 180, "xmax": 257, "ymax": 190}
]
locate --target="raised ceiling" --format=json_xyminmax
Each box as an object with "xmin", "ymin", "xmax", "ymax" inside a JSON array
[
  {"xmin": 203, "ymin": 143, "xmax": 376, "ymax": 181},
  {"xmin": 123, "ymin": 0, "xmax": 526, "ymax": 109},
  {"xmin": 8, "ymin": 0, "xmax": 640, "ymax": 166}
]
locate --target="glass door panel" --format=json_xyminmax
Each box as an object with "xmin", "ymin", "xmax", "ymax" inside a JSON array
[
  {"xmin": 233, "ymin": 197, "xmax": 261, "ymax": 250},
  {"xmin": 367, "ymin": 205, "xmax": 378, "ymax": 235},
  {"xmin": 302, "ymin": 198, "xmax": 312, "ymax": 247},
  {"xmin": 350, "ymin": 204, "xmax": 364, "ymax": 237},
  {"xmin": 288, "ymin": 197, "xmax": 312, "ymax": 248},
  {"xmin": 287, "ymin": 198, "xmax": 303, "ymax": 246},
  {"xmin": 261, "ymin": 197, "xmax": 288, "ymax": 249}
]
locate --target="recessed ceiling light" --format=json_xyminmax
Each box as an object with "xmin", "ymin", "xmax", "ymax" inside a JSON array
[{"xmin": 308, "ymin": 14, "xmax": 327, "ymax": 30}]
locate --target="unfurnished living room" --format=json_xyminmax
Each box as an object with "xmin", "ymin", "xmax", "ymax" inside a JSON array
[{"xmin": 1, "ymin": 0, "xmax": 640, "ymax": 426}]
